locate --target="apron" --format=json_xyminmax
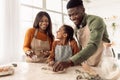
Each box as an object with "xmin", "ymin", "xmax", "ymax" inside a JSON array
[
  {"xmin": 75, "ymin": 26, "xmax": 120, "ymax": 80},
  {"xmin": 26, "ymin": 29, "xmax": 50, "ymax": 63},
  {"xmin": 75, "ymin": 25, "xmax": 104, "ymax": 66},
  {"xmin": 55, "ymin": 42, "xmax": 72, "ymax": 62}
]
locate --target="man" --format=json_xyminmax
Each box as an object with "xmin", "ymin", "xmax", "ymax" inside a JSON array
[{"xmin": 53, "ymin": 0, "xmax": 110, "ymax": 72}]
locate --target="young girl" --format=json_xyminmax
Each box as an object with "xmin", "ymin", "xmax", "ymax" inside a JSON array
[
  {"xmin": 23, "ymin": 11, "xmax": 54, "ymax": 63},
  {"xmin": 47, "ymin": 24, "xmax": 80, "ymax": 66}
]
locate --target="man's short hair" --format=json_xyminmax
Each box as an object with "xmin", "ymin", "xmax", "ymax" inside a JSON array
[{"xmin": 66, "ymin": 0, "xmax": 83, "ymax": 9}]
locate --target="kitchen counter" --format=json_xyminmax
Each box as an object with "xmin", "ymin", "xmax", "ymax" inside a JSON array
[
  {"xmin": 0, "ymin": 61, "xmax": 120, "ymax": 80},
  {"xmin": 0, "ymin": 62, "xmax": 85, "ymax": 80}
]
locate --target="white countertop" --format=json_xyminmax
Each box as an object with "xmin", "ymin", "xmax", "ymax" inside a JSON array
[
  {"xmin": 0, "ymin": 62, "xmax": 83, "ymax": 80},
  {"xmin": 1, "ymin": 62, "xmax": 120, "ymax": 80}
]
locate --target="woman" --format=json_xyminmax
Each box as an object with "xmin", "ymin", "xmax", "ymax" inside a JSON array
[{"xmin": 23, "ymin": 11, "xmax": 54, "ymax": 63}]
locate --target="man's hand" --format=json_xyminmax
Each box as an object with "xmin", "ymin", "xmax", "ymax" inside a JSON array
[{"xmin": 53, "ymin": 60, "xmax": 74, "ymax": 72}]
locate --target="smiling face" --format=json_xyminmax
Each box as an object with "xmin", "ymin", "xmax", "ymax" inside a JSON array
[
  {"xmin": 56, "ymin": 27, "xmax": 67, "ymax": 40},
  {"xmin": 67, "ymin": 6, "xmax": 85, "ymax": 26},
  {"xmin": 39, "ymin": 15, "xmax": 49, "ymax": 31}
]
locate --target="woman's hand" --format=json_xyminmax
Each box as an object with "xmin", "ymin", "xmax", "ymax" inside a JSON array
[
  {"xmin": 43, "ymin": 51, "xmax": 50, "ymax": 57},
  {"xmin": 25, "ymin": 50, "xmax": 35, "ymax": 58}
]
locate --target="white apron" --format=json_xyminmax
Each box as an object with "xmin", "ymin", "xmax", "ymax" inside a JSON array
[
  {"xmin": 26, "ymin": 29, "xmax": 50, "ymax": 63},
  {"xmin": 55, "ymin": 42, "xmax": 72, "ymax": 62},
  {"xmin": 75, "ymin": 25, "xmax": 104, "ymax": 66}
]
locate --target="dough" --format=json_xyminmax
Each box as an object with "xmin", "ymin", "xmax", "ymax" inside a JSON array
[{"xmin": 41, "ymin": 66, "xmax": 66, "ymax": 74}]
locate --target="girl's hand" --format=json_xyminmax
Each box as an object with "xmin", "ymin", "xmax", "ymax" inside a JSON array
[{"xmin": 48, "ymin": 61, "xmax": 55, "ymax": 66}]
